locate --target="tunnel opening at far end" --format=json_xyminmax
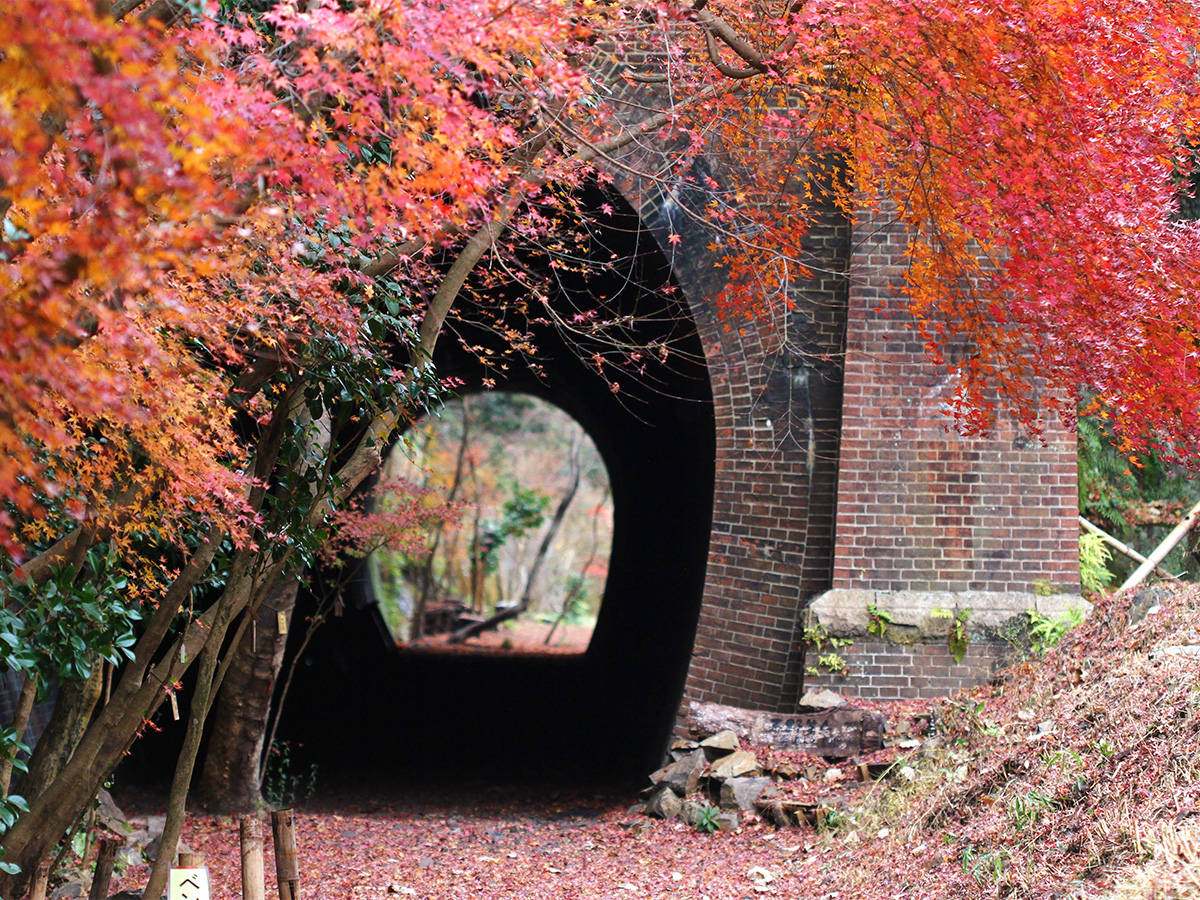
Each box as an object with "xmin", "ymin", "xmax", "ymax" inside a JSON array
[{"xmin": 367, "ymin": 392, "xmax": 613, "ymax": 656}]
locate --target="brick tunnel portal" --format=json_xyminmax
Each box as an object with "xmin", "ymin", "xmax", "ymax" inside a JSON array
[{"xmin": 266, "ymin": 186, "xmax": 716, "ymax": 784}]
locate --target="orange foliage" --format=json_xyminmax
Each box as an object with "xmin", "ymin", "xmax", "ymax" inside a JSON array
[{"xmin": 4, "ymin": 0, "xmax": 1200, "ymax": 562}]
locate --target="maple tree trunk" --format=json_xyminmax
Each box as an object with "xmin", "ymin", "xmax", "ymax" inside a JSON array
[
  {"xmin": 144, "ymin": 546, "xmax": 263, "ymax": 900},
  {"xmin": 194, "ymin": 573, "xmax": 299, "ymax": 813},
  {"xmin": 18, "ymin": 662, "xmax": 101, "ymax": 805},
  {"xmin": 410, "ymin": 404, "xmax": 471, "ymax": 639}
]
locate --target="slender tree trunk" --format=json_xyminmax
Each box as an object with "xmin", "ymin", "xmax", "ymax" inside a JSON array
[
  {"xmin": 448, "ymin": 437, "xmax": 581, "ymax": 645},
  {"xmin": 144, "ymin": 556, "xmax": 255, "ymax": 900},
  {"xmin": 410, "ymin": 399, "xmax": 471, "ymax": 639},
  {"xmin": 193, "ymin": 574, "xmax": 300, "ymax": 814},
  {"xmin": 0, "ymin": 673, "xmax": 37, "ymax": 796},
  {"xmin": 195, "ymin": 408, "xmax": 329, "ymax": 813},
  {"xmin": 546, "ymin": 480, "xmax": 607, "ymax": 646}
]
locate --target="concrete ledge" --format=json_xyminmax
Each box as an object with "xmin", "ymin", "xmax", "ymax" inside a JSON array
[{"xmin": 808, "ymin": 589, "xmax": 1091, "ymax": 640}]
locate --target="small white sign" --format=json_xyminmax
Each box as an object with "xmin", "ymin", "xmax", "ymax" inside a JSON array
[{"xmin": 169, "ymin": 867, "xmax": 210, "ymax": 900}]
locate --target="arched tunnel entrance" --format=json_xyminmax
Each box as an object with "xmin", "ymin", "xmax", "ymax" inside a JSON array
[{"xmin": 271, "ymin": 187, "xmax": 716, "ymax": 784}]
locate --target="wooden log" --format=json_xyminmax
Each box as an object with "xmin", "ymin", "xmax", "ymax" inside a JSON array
[
  {"xmin": 685, "ymin": 700, "xmax": 886, "ymax": 758},
  {"xmin": 241, "ymin": 818, "xmax": 266, "ymax": 900},
  {"xmin": 88, "ymin": 838, "xmax": 121, "ymax": 900},
  {"xmin": 271, "ymin": 809, "xmax": 300, "ymax": 900}
]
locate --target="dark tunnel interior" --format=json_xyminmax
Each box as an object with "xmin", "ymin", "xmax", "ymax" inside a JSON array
[{"xmin": 121, "ymin": 185, "xmax": 716, "ymax": 790}]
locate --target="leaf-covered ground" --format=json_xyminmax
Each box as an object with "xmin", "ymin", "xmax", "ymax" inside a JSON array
[{"xmin": 114, "ymin": 586, "xmax": 1200, "ymax": 899}]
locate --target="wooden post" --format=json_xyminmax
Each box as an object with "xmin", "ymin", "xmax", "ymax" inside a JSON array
[
  {"xmin": 28, "ymin": 858, "xmax": 50, "ymax": 900},
  {"xmin": 88, "ymin": 838, "xmax": 121, "ymax": 900},
  {"xmin": 271, "ymin": 809, "xmax": 300, "ymax": 900},
  {"xmin": 241, "ymin": 818, "xmax": 266, "ymax": 900},
  {"xmin": 178, "ymin": 852, "xmax": 198, "ymax": 868}
]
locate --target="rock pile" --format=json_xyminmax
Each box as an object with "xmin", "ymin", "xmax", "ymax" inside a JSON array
[{"xmin": 641, "ymin": 694, "xmax": 925, "ymax": 830}]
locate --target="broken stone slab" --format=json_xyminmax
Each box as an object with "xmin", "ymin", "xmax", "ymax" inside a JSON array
[
  {"xmin": 644, "ymin": 784, "xmax": 682, "ymax": 819},
  {"xmin": 686, "ymin": 700, "xmax": 887, "ymax": 758},
  {"xmin": 807, "ymin": 589, "xmax": 1091, "ymax": 639},
  {"xmin": 762, "ymin": 758, "xmax": 800, "ymax": 780},
  {"xmin": 96, "ymin": 787, "xmax": 131, "ymax": 837},
  {"xmin": 718, "ymin": 776, "xmax": 773, "ymax": 812},
  {"xmin": 698, "ymin": 729, "xmax": 740, "ymax": 758},
  {"xmin": 650, "ymin": 749, "xmax": 706, "ymax": 796},
  {"xmin": 797, "ymin": 689, "xmax": 847, "ymax": 712},
  {"xmin": 708, "ymin": 749, "xmax": 761, "ymax": 779}
]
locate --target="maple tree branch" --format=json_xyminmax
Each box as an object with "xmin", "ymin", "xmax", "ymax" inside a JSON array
[{"xmin": 108, "ymin": 0, "xmax": 148, "ymax": 18}]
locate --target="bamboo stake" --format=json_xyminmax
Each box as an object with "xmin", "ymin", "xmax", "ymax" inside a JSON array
[
  {"xmin": 1078, "ymin": 516, "xmax": 1180, "ymax": 582},
  {"xmin": 271, "ymin": 809, "xmax": 300, "ymax": 900},
  {"xmin": 241, "ymin": 818, "xmax": 265, "ymax": 900},
  {"xmin": 1119, "ymin": 498, "xmax": 1200, "ymax": 592}
]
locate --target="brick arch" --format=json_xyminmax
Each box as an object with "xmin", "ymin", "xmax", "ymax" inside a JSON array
[{"xmin": 596, "ymin": 153, "xmax": 851, "ymax": 714}]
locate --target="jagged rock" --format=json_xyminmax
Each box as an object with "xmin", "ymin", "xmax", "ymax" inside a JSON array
[
  {"xmin": 667, "ymin": 738, "xmax": 700, "ymax": 762},
  {"xmin": 763, "ymin": 758, "xmax": 800, "ymax": 780},
  {"xmin": 709, "ymin": 750, "xmax": 761, "ymax": 779},
  {"xmin": 678, "ymin": 800, "xmax": 707, "ymax": 827},
  {"xmin": 698, "ymin": 730, "xmax": 740, "ymax": 760},
  {"xmin": 797, "ymin": 689, "xmax": 846, "ymax": 712},
  {"xmin": 1129, "ymin": 586, "xmax": 1169, "ymax": 628},
  {"xmin": 644, "ymin": 784, "xmax": 682, "ymax": 819},
  {"xmin": 96, "ymin": 787, "xmax": 131, "ymax": 836},
  {"xmin": 650, "ymin": 749, "xmax": 706, "ymax": 795},
  {"xmin": 49, "ymin": 885, "xmax": 83, "ymax": 900},
  {"xmin": 718, "ymin": 776, "xmax": 773, "ymax": 812},
  {"xmin": 713, "ymin": 811, "xmax": 739, "ymax": 832},
  {"xmin": 116, "ymin": 847, "xmax": 143, "ymax": 868}
]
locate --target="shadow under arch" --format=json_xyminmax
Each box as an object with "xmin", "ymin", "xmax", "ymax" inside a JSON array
[{"xmin": 275, "ymin": 183, "xmax": 716, "ymax": 783}]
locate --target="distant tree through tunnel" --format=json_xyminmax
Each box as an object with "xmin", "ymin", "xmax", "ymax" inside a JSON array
[{"xmin": 368, "ymin": 392, "xmax": 613, "ymax": 654}]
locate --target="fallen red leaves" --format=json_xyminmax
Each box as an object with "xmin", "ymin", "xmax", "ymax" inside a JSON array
[{"xmin": 114, "ymin": 586, "xmax": 1200, "ymax": 900}]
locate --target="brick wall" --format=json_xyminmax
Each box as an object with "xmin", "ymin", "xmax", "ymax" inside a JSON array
[
  {"xmin": 832, "ymin": 207, "xmax": 1080, "ymax": 596},
  {"xmin": 803, "ymin": 638, "xmax": 1012, "ymax": 701}
]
